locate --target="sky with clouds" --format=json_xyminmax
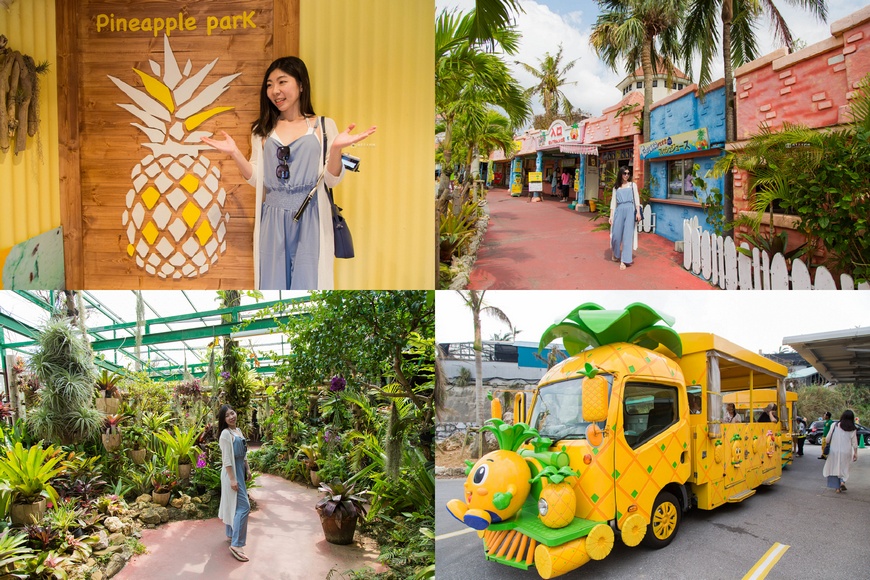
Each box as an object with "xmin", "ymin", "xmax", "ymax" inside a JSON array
[
  {"xmin": 436, "ymin": 0, "xmax": 868, "ymax": 119},
  {"xmin": 436, "ymin": 290, "xmax": 870, "ymax": 356}
]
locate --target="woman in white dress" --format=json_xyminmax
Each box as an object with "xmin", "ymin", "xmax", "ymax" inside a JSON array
[{"xmin": 823, "ymin": 409, "xmax": 859, "ymax": 492}]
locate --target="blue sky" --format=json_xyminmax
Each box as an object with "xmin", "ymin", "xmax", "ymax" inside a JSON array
[{"xmin": 437, "ymin": 0, "xmax": 868, "ymax": 118}]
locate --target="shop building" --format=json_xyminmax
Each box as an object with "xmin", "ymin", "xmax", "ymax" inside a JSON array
[
  {"xmin": 641, "ymin": 81, "xmax": 727, "ymax": 242},
  {"xmin": 583, "ymin": 90, "xmax": 644, "ymax": 200},
  {"xmin": 733, "ymin": 4, "xmax": 870, "ymax": 255}
]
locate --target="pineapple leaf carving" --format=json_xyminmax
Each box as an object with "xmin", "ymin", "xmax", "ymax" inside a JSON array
[{"xmin": 529, "ymin": 464, "xmax": 579, "ymax": 485}]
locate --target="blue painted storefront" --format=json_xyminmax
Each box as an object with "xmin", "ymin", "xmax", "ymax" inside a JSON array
[{"xmin": 646, "ymin": 86, "xmax": 727, "ymax": 242}]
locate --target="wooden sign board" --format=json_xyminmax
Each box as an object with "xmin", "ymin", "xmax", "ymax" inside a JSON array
[{"xmin": 58, "ymin": 0, "xmax": 297, "ymax": 288}]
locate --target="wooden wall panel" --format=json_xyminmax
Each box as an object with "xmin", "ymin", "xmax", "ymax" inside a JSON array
[
  {"xmin": 63, "ymin": 0, "xmax": 277, "ymax": 288},
  {"xmin": 0, "ymin": 0, "xmax": 61, "ymax": 275}
]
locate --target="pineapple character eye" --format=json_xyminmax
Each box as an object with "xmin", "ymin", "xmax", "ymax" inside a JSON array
[
  {"xmin": 538, "ymin": 498, "xmax": 549, "ymax": 516},
  {"xmin": 472, "ymin": 464, "xmax": 489, "ymax": 485}
]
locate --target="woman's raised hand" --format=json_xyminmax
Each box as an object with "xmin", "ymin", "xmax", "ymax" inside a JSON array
[
  {"xmin": 332, "ymin": 123, "xmax": 377, "ymax": 151},
  {"xmin": 201, "ymin": 131, "xmax": 239, "ymax": 155}
]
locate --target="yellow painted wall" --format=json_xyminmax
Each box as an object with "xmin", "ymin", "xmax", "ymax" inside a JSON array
[
  {"xmin": 300, "ymin": 0, "xmax": 434, "ymax": 289},
  {"xmin": 0, "ymin": 0, "xmax": 60, "ymax": 255}
]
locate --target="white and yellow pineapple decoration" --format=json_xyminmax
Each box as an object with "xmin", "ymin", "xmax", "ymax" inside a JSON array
[{"xmin": 110, "ymin": 36, "xmax": 240, "ymax": 279}]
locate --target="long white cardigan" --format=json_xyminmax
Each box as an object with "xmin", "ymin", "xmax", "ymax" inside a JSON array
[
  {"xmin": 218, "ymin": 428, "xmax": 240, "ymax": 526},
  {"xmin": 246, "ymin": 117, "xmax": 345, "ymax": 290}
]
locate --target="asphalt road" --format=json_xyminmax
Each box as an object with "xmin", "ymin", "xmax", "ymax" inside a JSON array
[{"xmin": 435, "ymin": 441, "xmax": 870, "ymax": 579}]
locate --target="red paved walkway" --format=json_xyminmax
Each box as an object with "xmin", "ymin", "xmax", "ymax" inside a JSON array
[
  {"xmin": 467, "ymin": 188, "xmax": 714, "ymax": 290},
  {"xmin": 116, "ymin": 473, "xmax": 381, "ymax": 580}
]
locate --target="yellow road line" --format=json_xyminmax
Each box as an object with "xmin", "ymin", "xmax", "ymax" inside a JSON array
[
  {"xmin": 436, "ymin": 527, "xmax": 477, "ymax": 541},
  {"xmin": 742, "ymin": 542, "xmax": 790, "ymax": 580}
]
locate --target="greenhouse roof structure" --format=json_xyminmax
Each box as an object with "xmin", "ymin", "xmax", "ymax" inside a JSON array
[{"xmin": 0, "ymin": 290, "xmax": 310, "ymax": 384}]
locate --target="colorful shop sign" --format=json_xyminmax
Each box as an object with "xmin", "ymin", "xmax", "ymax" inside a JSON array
[
  {"xmin": 640, "ymin": 128, "xmax": 710, "ymax": 160},
  {"xmin": 528, "ymin": 171, "xmax": 543, "ymax": 192},
  {"xmin": 537, "ymin": 120, "xmax": 584, "ymax": 148}
]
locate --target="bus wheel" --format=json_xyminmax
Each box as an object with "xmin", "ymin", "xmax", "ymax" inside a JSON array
[{"xmin": 643, "ymin": 491, "xmax": 681, "ymax": 549}]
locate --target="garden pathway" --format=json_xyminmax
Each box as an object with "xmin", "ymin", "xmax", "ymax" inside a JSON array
[
  {"xmin": 466, "ymin": 187, "xmax": 713, "ymax": 290},
  {"xmin": 115, "ymin": 473, "xmax": 383, "ymax": 580}
]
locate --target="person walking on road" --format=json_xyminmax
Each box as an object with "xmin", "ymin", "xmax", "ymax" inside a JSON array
[
  {"xmin": 795, "ymin": 415, "xmax": 807, "ymax": 456},
  {"xmin": 609, "ymin": 167, "xmax": 642, "ymax": 270},
  {"xmin": 823, "ymin": 410, "xmax": 858, "ymax": 492},
  {"xmin": 820, "ymin": 411, "xmax": 834, "ymax": 459}
]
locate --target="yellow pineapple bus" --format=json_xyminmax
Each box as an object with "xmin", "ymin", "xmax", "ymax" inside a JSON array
[{"xmin": 447, "ymin": 332, "xmax": 789, "ymax": 579}]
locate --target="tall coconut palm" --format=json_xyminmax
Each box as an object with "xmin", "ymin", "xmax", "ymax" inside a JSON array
[
  {"xmin": 451, "ymin": 109, "xmax": 517, "ymax": 203},
  {"xmin": 456, "ymin": 290, "xmax": 513, "ymax": 458},
  {"xmin": 590, "ymin": 0, "xmax": 686, "ymax": 186},
  {"xmin": 682, "ymin": 0, "xmax": 828, "ymax": 235},
  {"xmin": 516, "ymin": 44, "xmax": 579, "ymax": 129}
]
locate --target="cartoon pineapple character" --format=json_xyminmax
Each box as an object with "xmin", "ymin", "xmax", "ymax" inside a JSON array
[
  {"xmin": 532, "ymin": 464, "xmax": 580, "ymax": 529},
  {"xmin": 110, "ymin": 35, "xmax": 240, "ymax": 279}
]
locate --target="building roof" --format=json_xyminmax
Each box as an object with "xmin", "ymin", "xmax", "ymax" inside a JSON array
[
  {"xmin": 783, "ymin": 327, "xmax": 870, "ymax": 386},
  {"xmin": 629, "ymin": 64, "xmax": 690, "ymax": 80}
]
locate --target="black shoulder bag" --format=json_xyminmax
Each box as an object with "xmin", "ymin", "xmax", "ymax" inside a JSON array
[{"xmin": 293, "ymin": 117, "xmax": 354, "ymax": 258}]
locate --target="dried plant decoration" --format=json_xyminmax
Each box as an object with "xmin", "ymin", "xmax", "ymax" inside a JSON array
[{"xmin": 0, "ymin": 34, "xmax": 50, "ymax": 155}]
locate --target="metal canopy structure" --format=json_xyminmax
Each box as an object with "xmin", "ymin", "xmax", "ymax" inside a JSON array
[
  {"xmin": 783, "ymin": 327, "xmax": 870, "ymax": 386},
  {"xmin": 0, "ymin": 291, "xmax": 310, "ymax": 383}
]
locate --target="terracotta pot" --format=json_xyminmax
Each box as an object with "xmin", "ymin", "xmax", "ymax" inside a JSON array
[
  {"xmin": 152, "ymin": 492, "xmax": 171, "ymax": 506},
  {"xmin": 178, "ymin": 463, "xmax": 192, "ymax": 480},
  {"xmin": 11, "ymin": 498, "xmax": 47, "ymax": 525},
  {"xmin": 102, "ymin": 433, "xmax": 122, "ymax": 452},
  {"xmin": 310, "ymin": 470, "xmax": 322, "ymax": 487},
  {"xmin": 318, "ymin": 510, "xmax": 358, "ymax": 545},
  {"xmin": 128, "ymin": 448, "xmax": 146, "ymax": 464}
]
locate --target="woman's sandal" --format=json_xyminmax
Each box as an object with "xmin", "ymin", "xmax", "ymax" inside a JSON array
[
  {"xmin": 611, "ymin": 256, "xmax": 620, "ymax": 262},
  {"xmin": 230, "ymin": 547, "xmax": 249, "ymax": 562},
  {"xmin": 619, "ymin": 263, "xmax": 626, "ymax": 270},
  {"xmin": 840, "ymin": 484, "xmax": 847, "ymax": 491}
]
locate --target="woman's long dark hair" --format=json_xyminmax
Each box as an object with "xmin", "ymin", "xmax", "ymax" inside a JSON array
[
  {"xmin": 251, "ymin": 56, "xmax": 316, "ymax": 138},
  {"xmin": 839, "ymin": 409, "xmax": 856, "ymax": 431},
  {"xmin": 612, "ymin": 166, "xmax": 632, "ymax": 192},
  {"xmin": 217, "ymin": 404, "xmax": 232, "ymax": 435}
]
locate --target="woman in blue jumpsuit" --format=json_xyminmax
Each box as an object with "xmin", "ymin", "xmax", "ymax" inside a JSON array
[
  {"xmin": 218, "ymin": 405, "xmax": 251, "ymax": 562},
  {"xmin": 609, "ymin": 167, "xmax": 642, "ymax": 269}
]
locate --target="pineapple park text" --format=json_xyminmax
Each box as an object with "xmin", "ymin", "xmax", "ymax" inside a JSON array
[{"xmin": 94, "ymin": 11, "xmax": 258, "ymax": 37}]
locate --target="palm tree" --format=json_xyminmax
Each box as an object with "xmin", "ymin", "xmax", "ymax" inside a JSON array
[
  {"xmin": 436, "ymin": 9, "xmax": 529, "ymax": 204},
  {"xmin": 468, "ymin": 0, "xmax": 525, "ymax": 50},
  {"xmin": 516, "ymin": 44, "xmax": 579, "ymax": 129},
  {"xmin": 590, "ymin": 0, "xmax": 686, "ymax": 186},
  {"xmin": 682, "ymin": 0, "xmax": 828, "ymax": 234},
  {"xmin": 456, "ymin": 290, "xmax": 513, "ymax": 458},
  {"xmin": 450, "ymin": 109, "xmax": 516, "ymax": 203}
]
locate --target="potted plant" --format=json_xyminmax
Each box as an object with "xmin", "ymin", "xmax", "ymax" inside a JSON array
[
  {"xmin": 155, "ymin": 425, "xmax": 203, "ymax": 480},
  {"xmin": 315, "ymin": 479, "xmax": 367, "ymax": 545},
  {"xmin": 125, "ymin": 425, "xmax": 148, "ymax": 464},
  {"xmin": 150, "ymin": 470, "xmax": 178, "ymax": 506},
  {"xmin": 94, "ymin": 370, "xmax": 121, "ymax": 414},
  {"xmin": 0, "ymin": 442, "xmax": 65, "ymax": 525},
  {"xmin": 296, "ymin": 442, "xmax": 321, "ymax": 486},
  {"xmin": 101, "ymin": 414, "xmax": 126, "ymax": 452}
]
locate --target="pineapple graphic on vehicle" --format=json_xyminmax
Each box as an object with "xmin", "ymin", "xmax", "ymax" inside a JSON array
[{"xmin": 110, "ymin": 36, "xmax": 241, "ymax": 279}]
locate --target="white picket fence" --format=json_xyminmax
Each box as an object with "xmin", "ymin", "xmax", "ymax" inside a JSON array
[{"xmin": 682, "ymin": 216, "xmax": 869, "ymax": 290}]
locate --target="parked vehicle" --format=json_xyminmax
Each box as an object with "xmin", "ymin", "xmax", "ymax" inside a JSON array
[
  {"xmin": 446, "ymin": 308, "xmax": 789, "ymax": 580},
  {"xmin": 807, "ymin": 420, "xmax": 826, "ymax": 445}
]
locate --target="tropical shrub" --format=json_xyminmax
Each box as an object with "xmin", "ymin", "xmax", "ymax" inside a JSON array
[{"xmin": 155, "ymin": 425, "xmax": 203, "ymax": 470}]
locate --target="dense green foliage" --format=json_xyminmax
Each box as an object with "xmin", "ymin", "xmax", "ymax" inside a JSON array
[{"xmin": 797, "ymin": 384, "xmax": 870, "ymax": 425}]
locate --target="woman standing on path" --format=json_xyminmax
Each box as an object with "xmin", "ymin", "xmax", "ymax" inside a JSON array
[
  {"xmin": 823, "ymin": 410, "xmax": 859, "ymax": 493},
  {"xmin": 202, "ymin": 56, "xmax": 376, "ymax": 290},
  {"xmin": 218, "ymin": 405, "xmax": 251, "ymax": 561},
  {"xmin": 608, "ymin": 167, "xmax": 641, "ymax": 269}
]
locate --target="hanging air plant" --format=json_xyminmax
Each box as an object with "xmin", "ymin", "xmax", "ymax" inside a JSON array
[{"xmin": 0, "ymin": 34, "xmax": 50, "ymax": 155}]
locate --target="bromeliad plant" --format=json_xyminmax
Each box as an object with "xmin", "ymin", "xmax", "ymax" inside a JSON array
[
  {"xmin": 151, "ymin": 469, "xmax": 179, "ymax": 495},
  {"xmin": 0, "ymin": 442, "xmax": 65, "ymax": 506},
  {"xmin": 315, "ymin": 478, "xmax": 368, "ymax": 522},
  {"xmin": 155, "ymin": 425, "xmax": 203, "ymax": 469}
]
